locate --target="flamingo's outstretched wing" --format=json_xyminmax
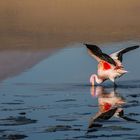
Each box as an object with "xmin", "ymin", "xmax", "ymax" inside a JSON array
[
  {"xmin": 110, "ymin": 45, "xmax": 139, "ymax": 62},
  {"xmin": 85, "ymin": 44, "xmax": 116, "ymax": 66}
]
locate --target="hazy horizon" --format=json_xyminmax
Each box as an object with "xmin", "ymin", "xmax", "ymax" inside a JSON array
[{"xmin": 0, "ymin": 0, "xmax": 140, "ymax": 50}]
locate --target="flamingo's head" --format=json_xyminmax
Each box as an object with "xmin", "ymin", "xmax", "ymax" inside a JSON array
[{"xmin": 90, "ymin": 74, "xmax": 103, "ymax": 86}]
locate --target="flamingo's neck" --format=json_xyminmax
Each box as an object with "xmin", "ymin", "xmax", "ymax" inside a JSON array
[{"xmin": 90, "ymin": 74, "xmax": 103, "ymax": 86}]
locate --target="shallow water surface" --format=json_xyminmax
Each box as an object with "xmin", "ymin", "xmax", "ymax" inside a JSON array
[{"xmin": 0, "ymin": 42, "xmax": 140, "ymax": 140}]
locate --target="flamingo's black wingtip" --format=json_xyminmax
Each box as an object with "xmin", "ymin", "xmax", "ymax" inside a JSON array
[
  {"xmin": 83, "ymin": 43, "xmax": 88, "ymax": 47},
  {"xmin": 83, "ymin": 43, "xmax": 91, "ymax": 49},
  {"xmin": 83, "ymin": 43, "xmax": 98, "ymax": 48},
  {"xmin": 133, "ymin": 45, "xmax": 140, "ymax": 48},
  {"xmin": 127, "ymin": 45, "xmax": 140, "ymax": 51}
]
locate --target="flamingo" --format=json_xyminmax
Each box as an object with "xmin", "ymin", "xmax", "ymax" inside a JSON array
[{"xmin": 85, "ymin": 44, "xmax": 139, "ymax": 87}]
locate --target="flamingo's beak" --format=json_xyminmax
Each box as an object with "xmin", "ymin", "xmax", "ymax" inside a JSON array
[
  {"xmin": 90, "ymin": 76, "xmax": 94, "ymax": 86},
  {"xmin": 91, "ymin": 82, "xmax": 94, "ymax": 86},
  {"xmin": 122, "ymin": 70, "xmax": 128, "ymax": 74},
  {"xmin": 118, "ymin": 69, "xmax": 128, "ymax": 74}
]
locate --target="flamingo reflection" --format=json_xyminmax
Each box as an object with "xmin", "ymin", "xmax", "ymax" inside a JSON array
[{"xmin": 88, "ymin": 86, "xmax": 137, "ymax": 130}]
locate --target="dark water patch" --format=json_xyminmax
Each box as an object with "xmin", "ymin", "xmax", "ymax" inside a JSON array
[
  {"xmin": 1, "ymin": 105, "xmax": 48, "ymax": 112},
  {"xmin": 56, "ymin": 118, "xmax": 77, "ymax": 122},
  {"xmin": 74, "ymin": 133, "xmax": 138, "ymax": 139},
  {"xmin": 128, "ymin": 113, "xmax": 140, "ymax": 116},
  {"xmin": 0, "ymin": 116, "xmax": 37, "ymax": 126},
  {"xmin": 14, "ymin": 95, "xmax": 38, "ymax": 98},
  {"xmin": 49, "ymin": 114, "xmax": 80, "ymax": 122},
  {"xmin": 48, "ymin": 115, "xmax": 59, "ymax": 118},
  {"xmin": 56, "ymin": 104, "xmax": 83, "ymax": 109},
  {"xmin": 102, "ymin": 120, "xmax": 126, "ymax": 123},
  {"xmin": 104, "ymin": 125, "xmax": 134, "ymax": 131},
  {"xmin": 127, "ymin": 94, "xmax": 140, "ymax": 98},
  {"xmin": 19, "ymin": 112, "xmax": 26, "ymax": 115},
  {"xmin": 74, "ymin": 112, "xmax": 91, "ymax": 116},
  {"xmin": 45, "ymin": 125, "xmax": 72, "ymax": 132},
  {"xmin": 0, "ymin": 130, "xmax": 7, "ymax": 133},
  {"xmin": 121, "ymin": 116, "xmax": 138, "ymax": 122},
  {"xmin": 56, "ymin": 99, "xmax": 76, "ymax": 102},
  {"xmin": 129, "ymin": 136, "xmax": 140, "ymax": 140},
  {"xmin": 30, "ymin": 105, "xmax": 48, "ymax": 111},
  {"xmin": 128, "ymin": 100, "xmax": 139, "ymax": 104},
  {"xmin": 88, "ymin": 105, "xmax": 98, "ymax": 108},
  {"xmin": 55, "ymin": 138, "xmax": 76, "ymax": 140},
  {"xmin": 44, "ymin": 125, "xmax": 81, "ymax": 133},
  {"xmin": 48, "ymin": 104, "xmax": 82, "ymax": 110},
  {"xmin": 1, "ymin": 102, "xmax": 24, "ymax": 105},
  {"xmin": 87, "ymin": 124, "xmax": 103, "ymax": 133},
  {"xmin": 14, "ymin": 100, "xmax": 24, "ymax": 102},
  {"xmin": 88, "ymin": 119, "xmax": 126, "ymax": 130},
  {"xmin": 41, "ymin": 93, "xmax": 55, "ymax": 96},
  {"xmin": 72, "ymin": 124, "xmax": 83, "ymax": 127},
  {"xmin": 87, "ymin": 125, "xmax": 134, "ymax": 133},
  {"xmin": 1, "ymin": 134, "xmax": 27, "ymax": 140},
  {"xmin": 1, "ymin": 107, "xmax": 32, "ymax": 112},
  {"xmin": 107, "ymin": 115, "xmax": 139, "ymax": 123},
  {"xmin": 123, "ymin": 103, "xmax": 140, "ymax": 108}
]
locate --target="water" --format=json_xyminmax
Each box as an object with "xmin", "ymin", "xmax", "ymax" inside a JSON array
[{"xmin": 0, "ymin": 42, "xmax": 140, "ymax": 140}]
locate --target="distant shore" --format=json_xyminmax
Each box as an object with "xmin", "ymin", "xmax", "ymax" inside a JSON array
[{"xmin": 0, "ymin": 0, "xmax": 140, "ymax": 50}]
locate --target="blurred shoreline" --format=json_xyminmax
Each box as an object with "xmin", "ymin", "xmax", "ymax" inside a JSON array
[{"xmin": 0, "ymin": 50, "xmax": 54, "ymax": 81}]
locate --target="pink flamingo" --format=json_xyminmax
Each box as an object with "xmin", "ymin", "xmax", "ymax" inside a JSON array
[{"xmin": 85, "ymin": 44, "xmax": 139, "ymax": 87}]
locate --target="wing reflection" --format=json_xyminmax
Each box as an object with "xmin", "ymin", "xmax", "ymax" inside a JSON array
[{"xmin": 88, "ymin": 86, "xmax": 137, "ymax": 130}]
